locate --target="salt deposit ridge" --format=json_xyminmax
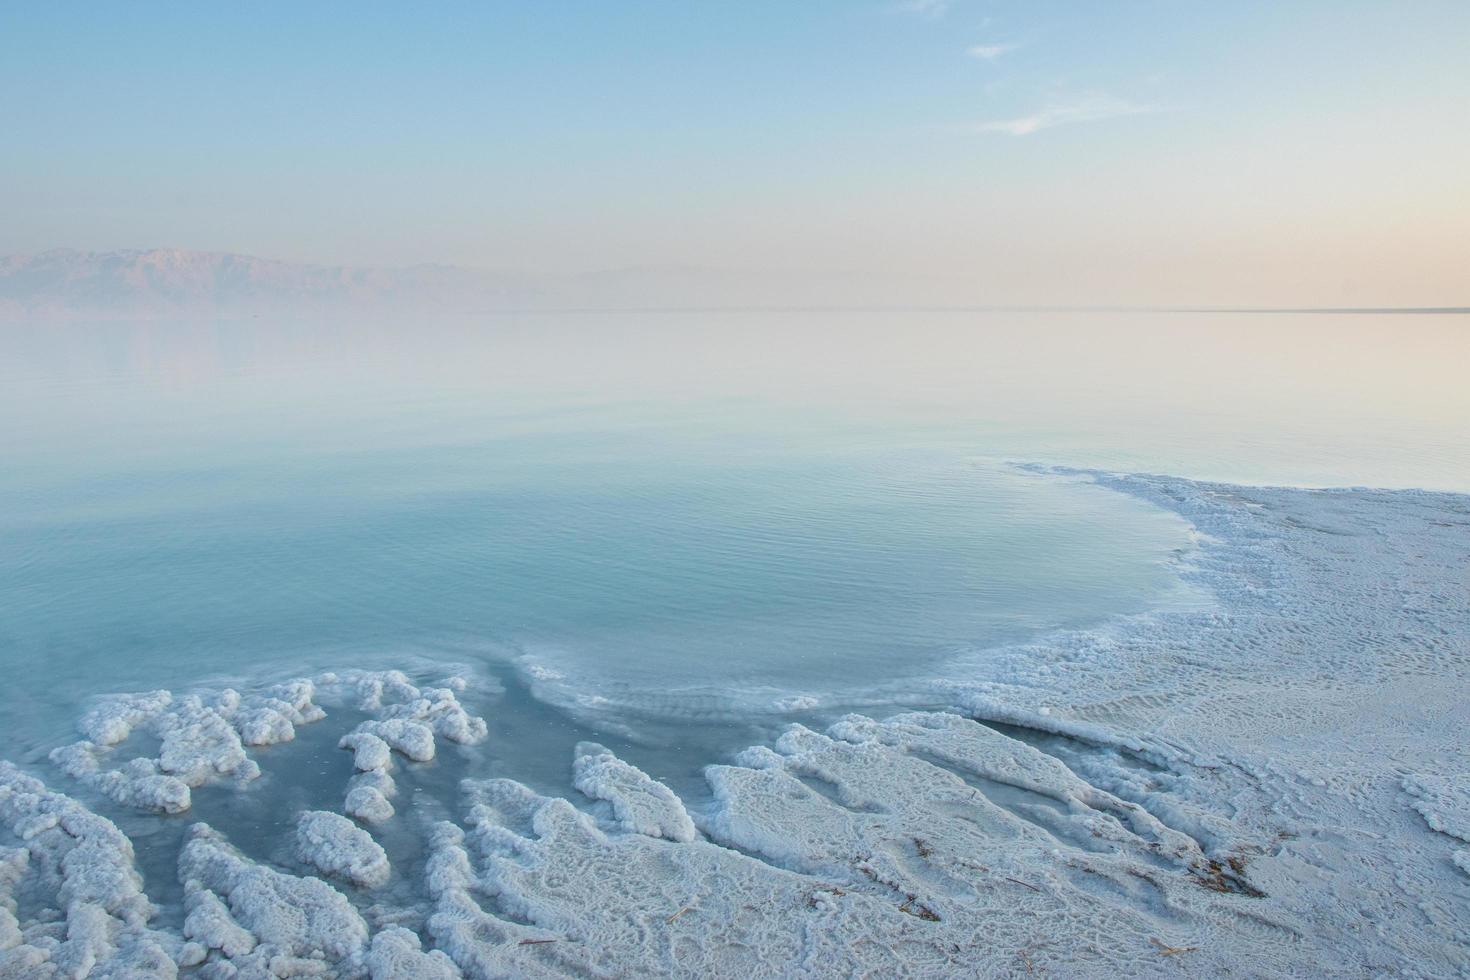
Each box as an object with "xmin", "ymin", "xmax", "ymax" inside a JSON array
[{"xmin": 1, "ymin": 469, "xmax": 1467, "ymax": 977}]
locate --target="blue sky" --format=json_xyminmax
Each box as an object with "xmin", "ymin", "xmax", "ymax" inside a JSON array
[{"xmin": 2, "ymin": 1, "xmax": 1467, "ymax": 304}]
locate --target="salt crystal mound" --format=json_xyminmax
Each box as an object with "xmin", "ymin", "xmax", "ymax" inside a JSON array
[
  {"xmin": 1402, "ymin": 773, "xmax": 1470, "ymax": 877},
  {"xmin": 323, "ymin": 670, "xmax": 489, "ymax": 827},
  {"xmin": 0, "ymin": 847, "xmax": 25, "ymax": 954},
  {"xmin": 41, "ymin": 668, "xmax": 490, "ymax": 829},
  {"xmin": 177, "ymin": 822, "xmax": 373, "ymax": 977},
  {"xmin": 571, "ymin": 741, "xmax": 696, "ymax": 842},
  {"xmin": 0, "ymin": 672, "xmax": 488, "ymax": 978},
  {"xmin": 364, "ymin": 926, "xmax": 460, "ymax": 980},
  {"xmin": 176, "ymin": 818, "xmax": 464, "ymax": 979},
  {"xmin": 344, "ymin": 784, "xmax": 396, "ymax": 826},
  {"xmin": 0, "ymin": 762, "xmax": 182, "ymax": 978},
  {"xmin": 295, "ymin": 810, "xmax": 391, "ymax": 889},
  {"xmin": 47, "ymin": 681, "xmax": 326, "ymax": 814},
  {"xmin": 340, "ymin": 732, "xmax": 393, "ymax": 774}
]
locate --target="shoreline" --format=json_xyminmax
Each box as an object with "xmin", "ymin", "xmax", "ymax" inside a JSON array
[{"xmin": 2, "ymin": 469, "xmax": 1468, "ymax": 976}]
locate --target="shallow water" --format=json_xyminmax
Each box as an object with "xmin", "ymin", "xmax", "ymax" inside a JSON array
[
  {"xmin": 3, "ymin": 311, "xmax": 1470, "ymax": 977},
  {"xmin": 2, "ymin": 310, "xmax": 1467, "ymax": 759}
]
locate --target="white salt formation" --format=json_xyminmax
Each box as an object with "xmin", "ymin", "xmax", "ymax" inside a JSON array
[
  {"xmin": 178, "ymin": 822, "xmax": 371, "ymax": 976},
  {"xmin": 295, "ymin": 810, "xmax": 391, "ymax": 889},
  {"xmin": 0, "ymin": 847, "xmax": 25, "ymax": 953},
  {"xmin": 344, "ymin": 784, "xmax": 396, "ymax": 825},
  {"xmin": 354, "ymin": 719, "xmax": 436, "ymax": 764},
  {"xmin": 76, "ymin": 689, "xmax": 172, "ymax": 746},
  {"xmin": 173, "ymin": 821, "xmax": 467, "ymax": 978},
  {"xmin": 0, "ymin": 472, "xmax": 1467, "ymax": 975},
  {"xmin": 325, "ymin": 670, "xmax": 489, "ymax": 827},
  {"xmin": 571, "ymin": 741, "xmax": 696, "ymax": 842},
  {"xmin": 1403, "ymin": 772, "xmax": 1470, "ymax": 877},
  {"xmin": 415, "ymin": 746, "xmax": 1269, "ymax": 977},
  {"xmin": 48, "ymin": 681, "xmax": 327, "ymax": 814},
  {"xmin": 363, "ymin": 927, "xmax": 460, "ymax": 980},
  {"xmin": 0, "ymin": 762, "xmax": 182, "ymax": 978},
  {"xmin": 340, "ymin": 732, "xmax": 393, "ymax": 774},
  {"xmin": 339, "ymin": 730, "xmax": 398, "ymax": 825}
]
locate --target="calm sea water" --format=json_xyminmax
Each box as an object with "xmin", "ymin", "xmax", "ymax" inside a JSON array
[{"xmin": 2, "ymin": 311, "xmax": 1467, "ymax": 767}]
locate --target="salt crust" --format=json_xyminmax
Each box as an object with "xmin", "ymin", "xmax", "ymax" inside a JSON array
[
  {"xmin": 0, "ymin": 761, "xmax": 181, "ymax": 978},
  {"xmin": 295, "ymin": 811, "xmax": 391, "ymax": 890},
  {"xmin": 49, "ymin": 682, "xmax": 324, "ymax": 815},
  {"xmin": 326, "ymin": 670, "xmax": 489, "ymax": 829},
  {"xmin": 3, "ymin": 473, "xmax": 1468, "ymax": 976},
  {"xmin": 570, "ymin": 742, "xmax": 695, "ymax": 843}
]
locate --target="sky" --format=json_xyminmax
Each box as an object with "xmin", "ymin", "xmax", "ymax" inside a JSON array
[{"xmin": 2, "ymin": 1, "xmax": 1467, "ymax": 307}]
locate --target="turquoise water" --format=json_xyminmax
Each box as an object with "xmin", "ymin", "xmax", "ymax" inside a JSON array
[{"xmin": 3, "ymin": 311, "xmax": 1467, "ymax": 764}]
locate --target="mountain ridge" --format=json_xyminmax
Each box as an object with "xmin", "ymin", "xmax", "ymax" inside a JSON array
[
  {"xmin": 5, "ymin": 249, "xmax": 1463, "ymax": 320},
  {"xmin": 0, "ymin": 248, "xmax": 535, "ymax": 319}
]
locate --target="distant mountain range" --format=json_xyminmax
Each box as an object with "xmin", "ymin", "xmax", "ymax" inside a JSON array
[
  {"xmin": 8, "ymin": 249, "xmax": 1457, "ymax": 320},
  {"xmin": 0, "ymin": 248, "xmax": 898, "ymax": 320},
  {"xmin": 0, "ymin": 248, "xmax": 1030, "ymax": 320},
  {"xmin": 0, "ymin": 249, "xmax": 541, "ymax": 320}
]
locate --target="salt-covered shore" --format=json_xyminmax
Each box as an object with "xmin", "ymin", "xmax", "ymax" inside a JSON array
[{"xmin": 1, "ymin": 470, "xmax": 1467, "ymax": 977}]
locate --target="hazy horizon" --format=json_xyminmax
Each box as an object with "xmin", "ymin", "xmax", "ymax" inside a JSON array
[
  {"xmin": 4, "ymin": 2, "xmax": 1468, "ymax": 309},
  {"xmin": 4, "ymin": 246, "xmax": 1467, "ymax": 320}
]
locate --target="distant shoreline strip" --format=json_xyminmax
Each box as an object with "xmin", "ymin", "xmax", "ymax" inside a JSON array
[{"xmin": 463, "ymin": 305, "xmax": 1470, "ymax": 316}]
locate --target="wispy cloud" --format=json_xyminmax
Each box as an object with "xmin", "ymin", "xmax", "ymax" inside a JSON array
[
  {"xmin": 893, "ymin": 0, "xmax": 950, "ymax": 19},
  {"xmin": 966, "ymin": 42, "xmax": 1018, "ymax": 61},
  {"xmin": 971, "ymin": 93, "xmax": 1156, "ymax": 136}
]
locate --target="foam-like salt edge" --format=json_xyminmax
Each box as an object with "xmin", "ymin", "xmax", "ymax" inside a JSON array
[
  {"xmin": 571, "ymin": 741, "xmax": 696, "ymax": 843},
  {"xmin": 47, "ymin": 681, "xmax": 325, "ymax": 815},
  {"xmin": 296, "ymin": 811, "xmax": 391, "ymax": 889},
  {"xmin": 1, "ymin": 470, "xmax": 1467, "ymax": 977},
  {"xmin": 0, "ymin": 761, "xmax": 183, "ymax": 978},
  {"xmin": 327, "ymin": 670, "xmax": 489, "ymax": 826}
]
